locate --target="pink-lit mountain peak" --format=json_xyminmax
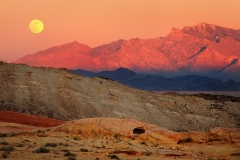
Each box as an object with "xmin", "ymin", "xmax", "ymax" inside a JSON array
[
  {"xmin": 14, "ymin": 23, "xmax": 240, "ymax": 80},
  {"xmin": 14, "ymin": 41, "xmax": 93, "ymax": 69},
  {"xmin": 36, "ymin": 41, "xmax": 92, "ymax": 55},
  {"xmin": 182, "ymin": 22, "xmax": 240, "ymax": 41},
  {"xmin": 90, "ymin": 39, "xmax": 126, "ymax": 57}
]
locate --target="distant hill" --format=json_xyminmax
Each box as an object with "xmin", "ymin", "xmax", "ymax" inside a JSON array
[
  {"xmin": 1, "ymin": 62, "xmax": 240, "ymax": 131},
  {"xmin": 72, "ymin": 68, "xmax": 240, "ymax": 91},
  {"xmin": 15, "ymin": 22, "xmax": 240, "ymax": 81}
]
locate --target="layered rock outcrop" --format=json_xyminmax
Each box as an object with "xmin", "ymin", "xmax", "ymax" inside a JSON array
[{"xmin": 55, "ymin": 117, "xmax": 240, "ymax": 145}]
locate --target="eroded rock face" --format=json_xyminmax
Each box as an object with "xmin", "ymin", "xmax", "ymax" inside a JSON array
[
  {"xmin": 54, "ymin": 117, "xmax": 240, "ymax": 145},
  {"xmin": 0, "ymin": 116, "xmax": 239, "ymax": 160},
  {"xmin": 55, "ymin": 118, "xmax": 178, "ymax": 144},
  {"xmin": 0, "ymin": 62, "xmax": 240, "ymax": 131},
  {"xmin": 208, "ymin": 127, "xmax": 240, "ymax": 143}
]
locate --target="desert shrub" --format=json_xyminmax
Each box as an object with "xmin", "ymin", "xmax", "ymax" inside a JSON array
[
  {"xmin": 4, "ymin": 146, "xmax": 14, "ymax": 152},
  {"xmin": 73, "ymin": 137, "xmax": 78, "ymax": 140},
  {"xmin": 44, "ymin": 143, "xmax": 57, "ymax": 147},
  {"xmin": 63, "ymin": 143, "xmax": 69, "ymax": 146},
  {"xmin": 47, "ymin": 110, "xmax": 54, "ymax": 118},
  {"xmin": 36, "ymin": 130, "xmax": 42, "ymax": 133},
  {"xmin": 35, "ymin": 147, "xmax": 50, "ymax": 153},
  {"xmin": 15, "ymin": 143, "xmax": 24, "ymax": 147},
  {"xmin": 10, "ymin": 132, "xmax": 15, "ymax": 137},
  {"xmin": 0, "ymin": 145, "xmax": 14, "ymax": 153},
  {"xmin": 63, "ymin": 151, "xmax": 76, "ymax": 157},
  {"xmin": 10, "ymin": 132, "xmax": 18, "ymax": 137},
  {"xmin": 110, "ymin": 154, "xmax": 120, "ymax": 160},
  {"xmin": 0, "ymin": 141, "xmax": 9, "ymax": 145},
  {"xmin": 2, "ymin": 152, "xmax": 8, "ymax": 158},
  {"xmin": 0, "ymin": 133, "xmax": 7, "ymax": 137},
  {"xmin": 145, "ymin": 151, "xmax": 152, "ymax": 156},
  {"xmin": 80, "ymin": 148, "xmax": 88, "ymax": 152},
  {"xmin": 114, "ymin": 134, "xmax": 120, "ymax": 140},
  {"xmin": 61, "ymin": 149, "xmax": 69, "ymax": 152},
  {"xmin": 140, "ymin": 141, "xmax": 147, "ymax": 145}
]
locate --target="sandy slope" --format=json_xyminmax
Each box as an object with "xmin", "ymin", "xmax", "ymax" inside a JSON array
[{"xmin": 0, "ymin": 113, "xmax": 239, "ymax": 160}]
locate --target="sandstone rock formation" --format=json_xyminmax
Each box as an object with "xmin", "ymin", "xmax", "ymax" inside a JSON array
[
  {"xmin": 14, "ymin": 22, "xmax": 240, "ymax": 80},
  {"xmin": 0, "ymin": 116, "xmax": 239, "ymax": 160},
  {"xmin": 54, "ymin": 117, "xmax": 240, "ymax": 145},
  {"xmin": 0, "ymin": 62, "xmax": 240, "ymax": 132}
]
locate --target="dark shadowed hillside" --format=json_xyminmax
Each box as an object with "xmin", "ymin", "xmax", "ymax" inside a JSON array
[{"xmin": 72, "ymin": 68, "xmax": 240, "ymax": 91}]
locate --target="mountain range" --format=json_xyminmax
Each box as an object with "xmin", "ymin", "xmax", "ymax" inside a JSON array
[
  {"xmin": 14, "ymin": 22, "xmax": 240, "ymax": 81},
  {"xmin": 72, "ymin": 67, "xmax": 240, "ymax": 91}
]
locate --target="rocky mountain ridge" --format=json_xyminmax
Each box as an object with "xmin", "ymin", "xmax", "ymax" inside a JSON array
[{"xmin": 14, "ymin": 22, "xmax": 240, "ymax": 81}]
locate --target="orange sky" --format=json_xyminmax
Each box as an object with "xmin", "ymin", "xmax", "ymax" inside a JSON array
[{"xmin": 0, "ymin": 0, "xmax": 240, "ymax": 62}]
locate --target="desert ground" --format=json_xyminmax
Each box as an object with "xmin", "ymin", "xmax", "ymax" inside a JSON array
[
  {"xmin": 0, "ymin": 110, "xmax": 240, "ymax": 160},
  {"xmin": 1, "ymin": 62, "xmax": 240, "ymax": 159},
  {"xmin": 1, "ymin": 62, "xmax": 240, "ymax": 132}
]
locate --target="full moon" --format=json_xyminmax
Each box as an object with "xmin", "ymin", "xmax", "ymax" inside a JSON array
[{"xmin": 29, "ymin": 19, "xmax": 44, "ymax": 33}]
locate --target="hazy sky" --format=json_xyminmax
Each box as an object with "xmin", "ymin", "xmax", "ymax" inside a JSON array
[{"xmin": 0, "ymin": 0, "xmax": 240, "ymax": 62}]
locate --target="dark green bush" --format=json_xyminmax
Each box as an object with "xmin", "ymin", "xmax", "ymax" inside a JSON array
[
  {"xmin": 140, "ymin": 141, "xmax": 147, "ymax": 145},
  {"xmin": 73, "ymin": 137, "xmax": 78, "ymax": 140},
  {"xmin": 0, "ymin": 141, "xmax": 9, "ymax": 145},
  {"xmin": 2, "ymin": 153, "xmax": 7, "ymax": 158},
  {"xmin": 145, "ymin": 151, "xmax": 152, "ymax": 156},
  {"xmin": 36, "ymin": 130, "xmax": 42, "ymax": 133},
  {"xmin": 10, "ymin": 132, "xmax": 17, "ymax": 137},
  {"xmin": 44, "ymin": 143, "xmax": 57, "ymax": 147},
  {"xmin": 35, "ymin": 147, "xmax": 50, "ymax": 153},
  {"xmin": 64, "ymin": 151, "xmax": 76, "ymax": 157},
  {"xmin": 80, "ymin": 148, "xmax": 88, "ymax": 152},
  {"xmin": 110, "ymin": 154, "xmax": 120, "ymax": 160},
  {"xmin": 15, "ymin": 143, "xmax": 24, "ymax": 147},
  {"xmin": 61, "ymin": 149, "xmax": 69, "ymax": 152},
  {"xmin": 0, "ymin": 133, "xmax": 7, "ymax": 137},
  {"xmin": 0, "ymin": 146, "xmax": 14, "ymax": 153}
]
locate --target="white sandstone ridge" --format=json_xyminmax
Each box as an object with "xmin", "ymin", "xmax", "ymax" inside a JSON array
[{"xmin": 54, "ymin": 117, "xmax": 240, "ymax": 145}]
